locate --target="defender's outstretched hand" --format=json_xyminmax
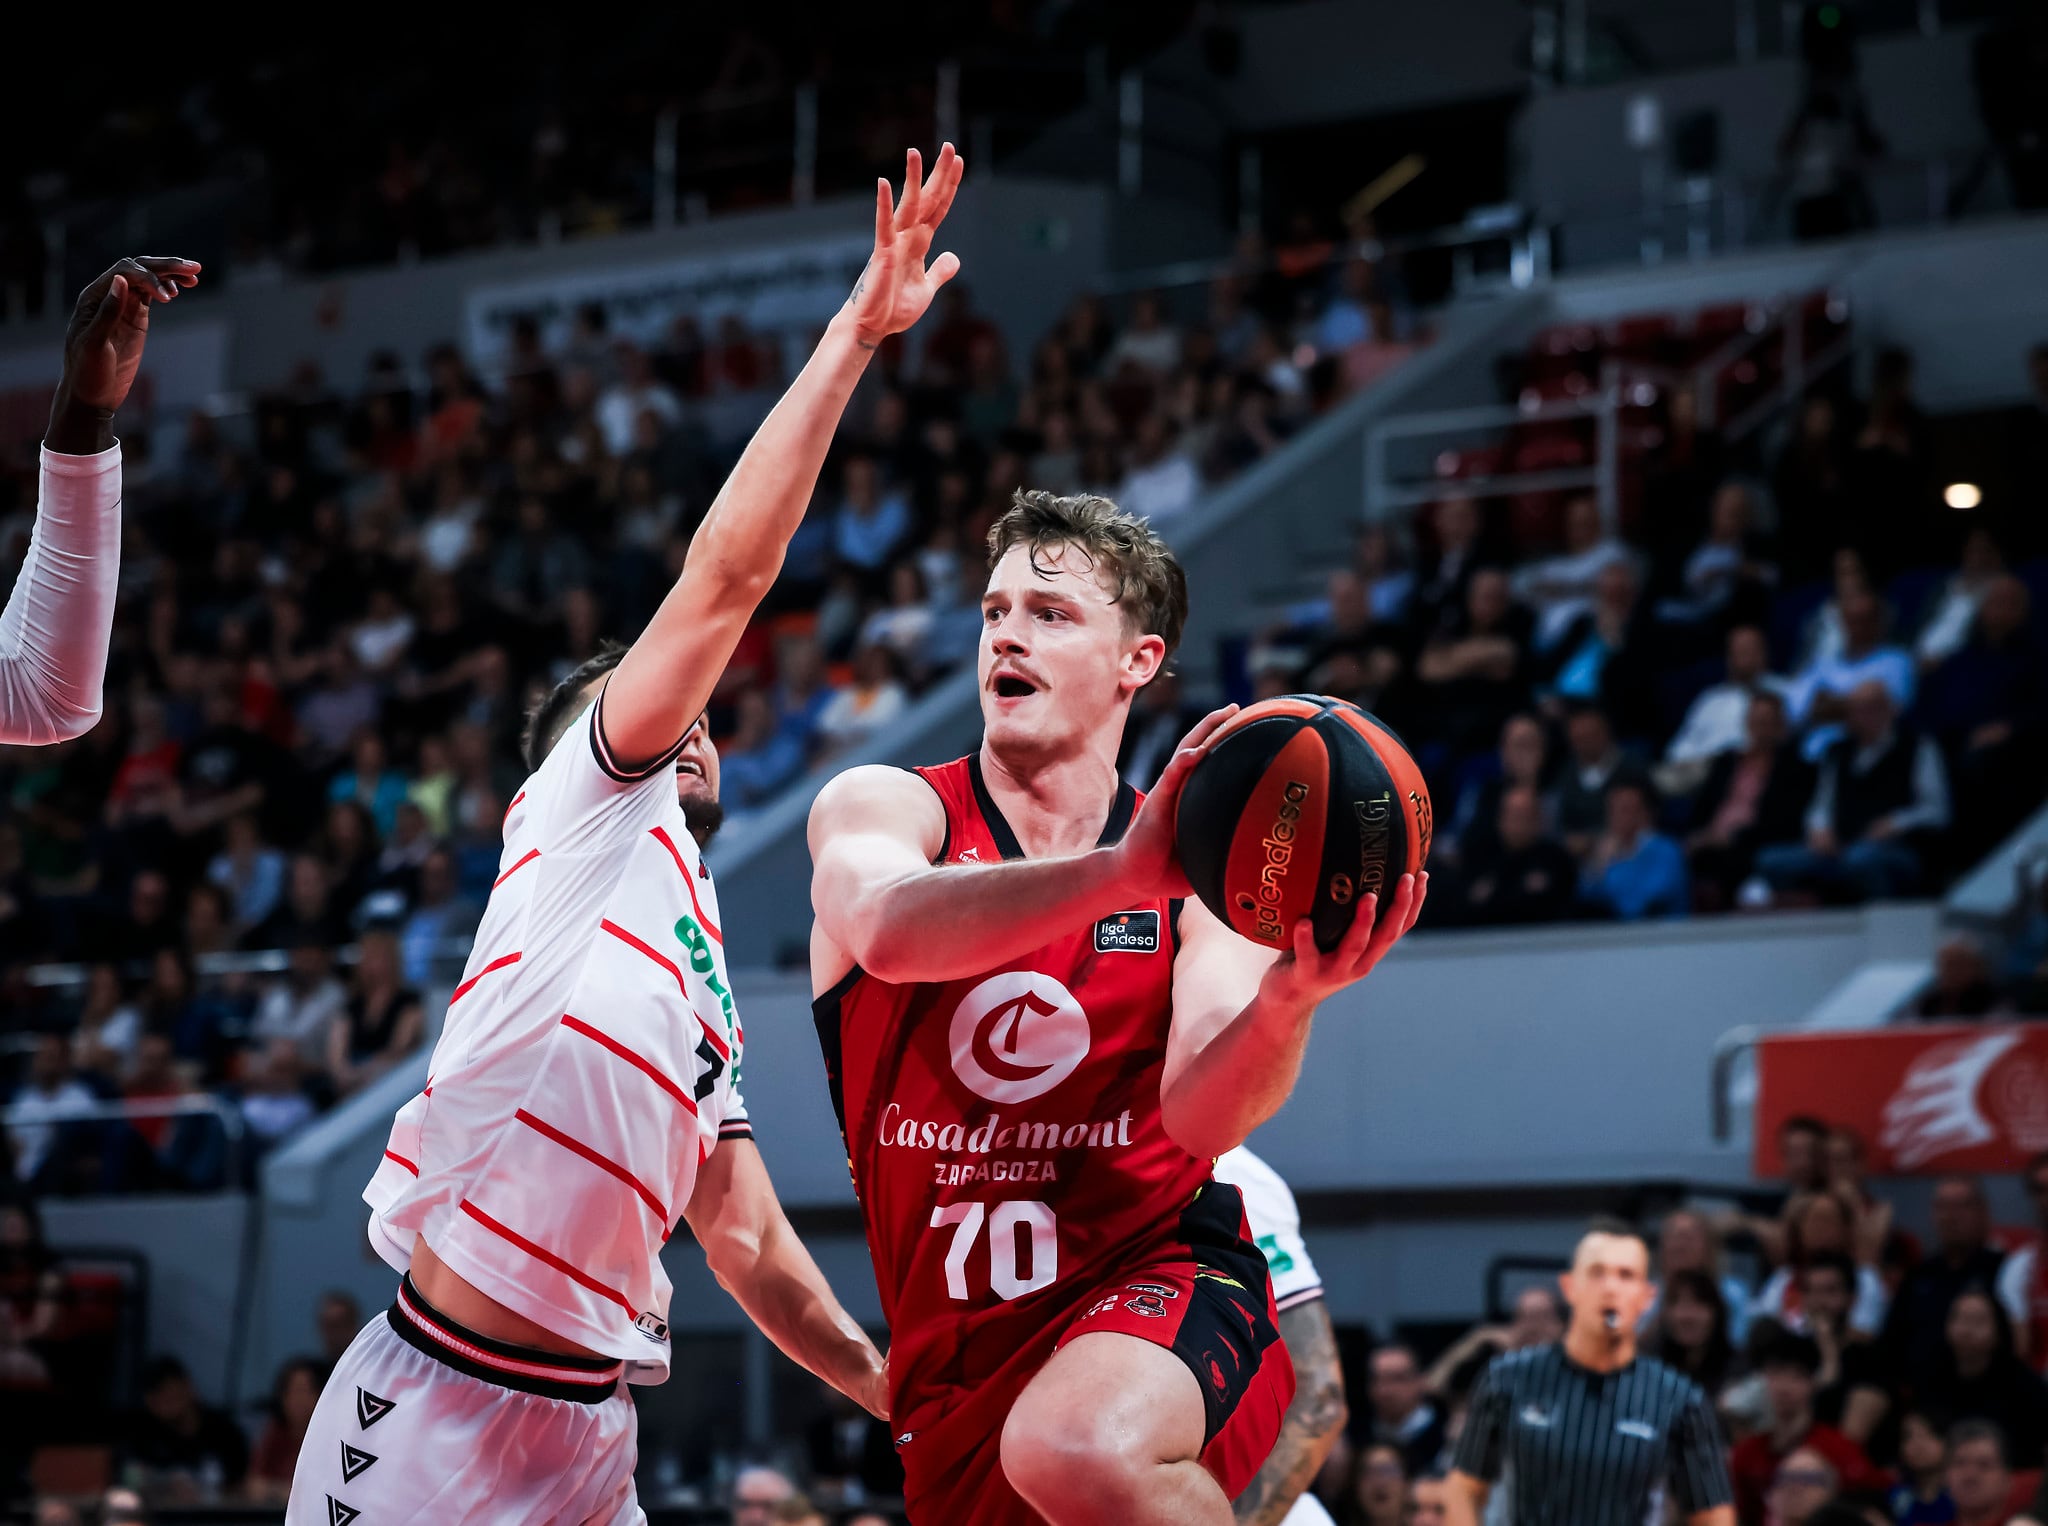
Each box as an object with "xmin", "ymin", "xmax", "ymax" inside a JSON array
[
  {"xmin": 1260, "ymin": 871, "xmax": 1429, "ymax": 1011},
  {"xmin": 844, "ymin": 145, "xmax": 965, "ymax": 348},
  {"xmin": 57, "ymin": 256, "xmax": 203, "ymax": 417}
]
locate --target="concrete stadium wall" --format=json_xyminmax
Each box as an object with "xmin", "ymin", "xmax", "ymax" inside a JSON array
[
  {"xmin": 0, "ymin": 178, "xmax": 1116, "ymax": 398},
  {"xmin": 42, "ymin": 1194, "xmax": 251, "ymax": 1404},
  {"xmin": 1533, "ymin": 214, "xmax": 2048, "ymax": 412},
  {"xmin": 1519, "ymin": 28, "xmax": 1993, "ymax": 270}
]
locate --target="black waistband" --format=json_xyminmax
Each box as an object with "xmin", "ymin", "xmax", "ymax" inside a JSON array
[{"xmin": 386, "ymin": 1274, "xmax": 622, "ymax": 1404}]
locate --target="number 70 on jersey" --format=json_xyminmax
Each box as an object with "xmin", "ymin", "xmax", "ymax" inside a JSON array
[{"xmin": 931, "ymin": 1200, "xmax": 1058, "ymax": 1302}]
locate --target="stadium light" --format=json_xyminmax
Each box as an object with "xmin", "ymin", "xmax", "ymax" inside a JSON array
[{"xmin": 1944, "ymin": 482, "xmax": 1983, "ymax": 510}]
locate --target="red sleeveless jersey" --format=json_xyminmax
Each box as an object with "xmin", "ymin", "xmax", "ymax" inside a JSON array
[{"xmin": 813, "ymin": 755, "xmax": 1213, "ymax": 1461}]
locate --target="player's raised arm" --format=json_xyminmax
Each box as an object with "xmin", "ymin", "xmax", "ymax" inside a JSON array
[
  {"xmin": 596, "ymin": 145, "xmax": 963, "ymax": 774},
  {"xmin": 0, "ymin": 257, "xmax": 199, "ymax": 746}
]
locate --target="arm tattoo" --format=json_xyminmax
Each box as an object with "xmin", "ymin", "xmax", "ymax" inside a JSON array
[
  {"xmin": 1235, "ymin": 1299, "xmax": 1347, "ymax": 1526},
  {"xmin": 848, "ymin": 269, "xmax": 878, "ymax": 349}
]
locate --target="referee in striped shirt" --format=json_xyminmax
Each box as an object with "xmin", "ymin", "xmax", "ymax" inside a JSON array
[{"xmin": 1447, "ymin": 1219, "xmax": 1735, "ymax": 1526}]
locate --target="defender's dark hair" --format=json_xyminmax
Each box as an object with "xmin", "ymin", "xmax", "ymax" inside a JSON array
[{"xmin": 522, "ymin": 643, "xmax": 628, "ymax": 773}]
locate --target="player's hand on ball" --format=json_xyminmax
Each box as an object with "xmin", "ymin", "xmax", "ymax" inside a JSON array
[
  {"xmin": 1111, "ymin": 704, "xmax": 1239, "ymax": 901},
  {"xmin": 57, "ymin": 256, "xmax": 202, "ymax": 416},
  {"xmin": 1260, "ymin": 871, "xmax": 1428, "ymax": 1010},
  {"xmin": 844, "ymin": 144, "xmax": 965, "ymax": 348}
]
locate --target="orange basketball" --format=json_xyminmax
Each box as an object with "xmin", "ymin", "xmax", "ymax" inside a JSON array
[{"xmin": 1174, "ymin": 695, "xmax": 1431, "ymax": 952}]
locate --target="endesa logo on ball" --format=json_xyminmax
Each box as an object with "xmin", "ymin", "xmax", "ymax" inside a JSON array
[{"xmin": 1252, "ymin": 780, "xmax": 1312, "ymax": 944}]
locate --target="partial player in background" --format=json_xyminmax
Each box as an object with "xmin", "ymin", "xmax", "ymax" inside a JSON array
[
  {"xmin": 4, "ymin": 256, "xmax": 200, "ymax": 746},
  {"xmin": 808, "ymin": 491, "xmax": 1425, "ymax": 1526},
  {"xmin": 286, "ymin": 145, "xmax": 964, "ymax": 1526},
  {"xmin": 1216, "ymin": 1146, "xmax": 1347, "ymax": 1526}
]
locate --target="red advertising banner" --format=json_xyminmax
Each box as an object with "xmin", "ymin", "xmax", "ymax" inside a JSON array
[{"xmin": 1755, "ymin": 1024, "xmax": 2048, "ymax": 1177}]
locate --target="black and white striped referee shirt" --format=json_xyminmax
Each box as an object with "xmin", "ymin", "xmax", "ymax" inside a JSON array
[{"xmin": 1451, "ymin": 1343, "xmax": 1734, "ymax": 1526}]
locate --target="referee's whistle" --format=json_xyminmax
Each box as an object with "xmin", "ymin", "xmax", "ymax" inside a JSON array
[{"xmin": 1603, "ymin": 1309, "xmax": 1620, "ymax": 1330}]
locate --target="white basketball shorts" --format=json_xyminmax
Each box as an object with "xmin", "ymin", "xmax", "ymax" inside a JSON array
[{"xmin": 286, "ymin": 1274, "xmax": 644, "ymax": 1525}]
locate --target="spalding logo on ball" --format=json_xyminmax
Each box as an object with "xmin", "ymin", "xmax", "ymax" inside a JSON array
[{"xmin": 1174, "ymin": 695, "xmax": 1431, "ymax": 953}]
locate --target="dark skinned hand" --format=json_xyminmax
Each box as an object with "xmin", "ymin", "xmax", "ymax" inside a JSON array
[{"xmin": 46, "ymin": 256, "xmax": 202, "ymax": 455}]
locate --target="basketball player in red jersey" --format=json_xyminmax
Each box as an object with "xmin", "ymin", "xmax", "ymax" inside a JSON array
[{"xmin": 806, "ymin": 493, "xmax": 1426, "ymax": 1526}]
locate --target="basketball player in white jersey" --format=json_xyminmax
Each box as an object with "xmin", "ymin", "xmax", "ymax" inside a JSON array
[
  {"xmin": 1218, "ymin": 1147, "xmax": 1346, "ymax": 1526},
  {"xmin": 5, "ymin": 255, "xmax": 200, "ymax": 745},
  {"xmin": 286, "ymin": 143, "xmax": 966, "ymax": 1526}
]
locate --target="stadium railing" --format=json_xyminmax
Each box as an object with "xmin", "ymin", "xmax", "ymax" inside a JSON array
[{"xmin": 1, "ymin": 1097, "xmax": 249, "ymax": 1182}]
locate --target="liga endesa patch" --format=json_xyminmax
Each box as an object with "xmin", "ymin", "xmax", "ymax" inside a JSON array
[{"xmin": 1093, "ymin": 910, "xmax": 1161, "ymax": 954}]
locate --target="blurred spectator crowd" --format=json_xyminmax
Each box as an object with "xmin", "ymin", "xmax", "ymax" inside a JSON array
[
  {"xmin": 1208, "ymin": 337, "xmax": 2048, "ymax": 954},
  {"xmin": 1259, "ymin": 1118, "xmax": 2048, "ymax": 1526},
  {"xmin": 0, "ymin": 7, "xmax": 1185, "ymax": 313},
  {"xmin": 14, "ymin": 1274, "xmax": 919, "ymax": 1520},
  {"xmin": 0, "ymin": 239, "xmax": 1418, "ymax": 1194}
]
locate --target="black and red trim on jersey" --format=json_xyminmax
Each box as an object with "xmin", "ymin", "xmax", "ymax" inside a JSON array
[
  {"xmin": 386, "ymin": 1274, "xmax": 623, "ymax": 1403},
  {"xmin": 963, "ymin": 753, "xmax": 1137, "ymax": 862},
  {"xmin": 588, "ymin": 683, "xmax": 691, "ymax": 784}
]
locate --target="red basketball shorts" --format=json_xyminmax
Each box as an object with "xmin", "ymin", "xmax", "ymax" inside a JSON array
[{"xmin": 900, "ymin": 1182, "xmax": 1294, "ymax": 1525}]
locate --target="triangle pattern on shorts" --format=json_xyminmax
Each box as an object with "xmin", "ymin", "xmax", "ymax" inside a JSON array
[
  {"xmin": 327, "ymin": 1498, "xmax": 361, "ymax": 1526},
  {"xmin": 355, "ymin": 1387, "xmax": 395, "ymax": 1429},
  {"xmin": 340, "ymin": 1441, "xmax": 378, "ymax": 1482}
]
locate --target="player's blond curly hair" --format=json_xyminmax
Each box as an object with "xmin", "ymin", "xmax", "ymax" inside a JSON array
[{"xmin": 987, "ymin": 490, "xmax": 1189, "ymax": 662}]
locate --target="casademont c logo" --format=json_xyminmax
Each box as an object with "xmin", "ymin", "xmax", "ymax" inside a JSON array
[{"xmin": 947, "ymin": 970, "xmax": 1091, "ymax": 1103}]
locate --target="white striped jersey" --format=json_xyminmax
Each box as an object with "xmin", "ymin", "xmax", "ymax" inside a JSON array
[
  {"xmin": 1214, "ymin": 1146, "xmax": 1323, "ymax": 1312},
  {"xmin": 363, "ymin": 691, "xmax": 749, "ymax": 1384}
]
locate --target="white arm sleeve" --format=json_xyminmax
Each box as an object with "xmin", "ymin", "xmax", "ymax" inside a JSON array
[{"xmin": 0, "ymin": 446, "xmax": 122, "ymax": 745}]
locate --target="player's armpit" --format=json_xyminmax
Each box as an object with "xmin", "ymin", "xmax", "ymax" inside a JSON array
[{"xmin": 1232, "ymin": 1297, "xmax": 1346, "ymax": 1526}]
